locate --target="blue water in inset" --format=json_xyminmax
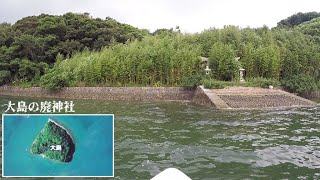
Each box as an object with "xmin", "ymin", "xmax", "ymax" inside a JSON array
[{"xmin": 3, "ymin": 115, "xmax": 113, "ymax": 176}]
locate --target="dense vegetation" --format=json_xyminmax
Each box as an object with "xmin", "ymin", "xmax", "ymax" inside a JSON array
[
  {"xmin": 0, "ymin": 12, "xmax": 147, "ymax": 86},
  {"xmin": 277, "ymin": 12, "xmax": 320, "ymax": 28},
  {"xmin": 40, "ymin": 34, "xmax": 202, "ymax": 89},
  {"xmin": 203, "ymin": 78, "xmax": 281, "ymax": 89},
  {"xmin": 1, "ymin": 12, "xmax": 320, "ymax": 93},
  {"xmin": 31, "ymin": 120, "xmax": 75, "ymax": 162}
]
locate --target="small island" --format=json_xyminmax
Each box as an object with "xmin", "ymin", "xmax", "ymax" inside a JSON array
[{"xmin": 31, "ymin": 119, "xmax": 75, "ymax": 162}]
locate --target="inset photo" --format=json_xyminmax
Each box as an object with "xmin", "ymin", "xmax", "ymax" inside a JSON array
[{"xmin": 2, "ymin": 114, "xmax": 114, "ymax": 177}]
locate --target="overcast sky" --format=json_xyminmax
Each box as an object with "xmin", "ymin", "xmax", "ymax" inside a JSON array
[{"xmin": 1, "ymin": 0, "xmax": 320, "ymax": 33}]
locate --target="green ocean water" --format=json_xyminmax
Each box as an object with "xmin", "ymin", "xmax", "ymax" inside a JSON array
[{"xmin": 0, "ymin": 95, "xmax": 319, "ymax": 179}]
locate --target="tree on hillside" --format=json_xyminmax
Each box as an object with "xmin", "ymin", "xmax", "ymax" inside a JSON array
[
  {"xmin": 0, "ymin": 12, "xmax": 149, "ymax": 86},
  {"xmin": 295, "ymin": 17, "xmax": 320, "ymax": 44},
  {"xmin": 277, "ymin": 12, "xmax": 320, "ymax": 28}
]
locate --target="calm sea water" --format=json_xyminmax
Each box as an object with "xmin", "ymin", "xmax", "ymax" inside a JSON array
[{"xmin": 0, "ymin": 95, "xmax": 319, "ymax": 179}]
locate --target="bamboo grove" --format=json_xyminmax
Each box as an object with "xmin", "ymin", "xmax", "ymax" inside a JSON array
[{"xmin": 40, "ymin": 35, "xmax": 202, "ymax": 88}]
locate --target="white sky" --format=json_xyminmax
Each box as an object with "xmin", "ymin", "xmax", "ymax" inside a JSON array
[{"xmin": 1, "ymin": 0, "xmax": 320, "ymax": 33}]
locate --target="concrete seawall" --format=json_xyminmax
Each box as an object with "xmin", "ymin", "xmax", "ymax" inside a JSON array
[
  {"xmin": 192, "ymin": 86, "xmax": 216, "ymax": 107},
  {"xmin": 0, "ymin": 86, "xmax": 317, "ymax": 109},
  {"xmin": 300, "ymin": 92, "xmax": 320, "ymax": 99},
  {"xmin": 0, "ymin": 86, "xmax": 196, "ymax": 101}
]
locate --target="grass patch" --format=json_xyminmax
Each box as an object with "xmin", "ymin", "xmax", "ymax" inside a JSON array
[{"xmin": 202, "ymin": 78, "xmax": 281, "ymax": 89}]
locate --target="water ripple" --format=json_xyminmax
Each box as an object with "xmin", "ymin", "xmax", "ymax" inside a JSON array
[{"xmin": 1, "ymin": 96, "xmax": 319, "ymax": 179}]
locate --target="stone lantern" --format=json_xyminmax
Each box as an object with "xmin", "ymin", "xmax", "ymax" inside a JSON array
[
  {"xmin": 205, "ymin": 65, "xmax": 211, "ymax": 75},
  {"xmin": 200, "ymin": 57, "xmax": 211, "ymax": 75},
  {"xmin": 239, "ymin": 68, "xmax": 245, "ymax": 82}
]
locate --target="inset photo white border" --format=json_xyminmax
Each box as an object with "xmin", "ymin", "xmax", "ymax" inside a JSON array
[{"xmin": 2, "ymin": 114, "xmax": 114, "ymax": 178}]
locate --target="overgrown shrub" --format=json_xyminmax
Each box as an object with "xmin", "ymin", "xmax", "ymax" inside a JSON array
[
  {"xmin": 181, "ymin": 74, "xmax": 204, "ymax": 87},
  {"xmin": 39, "ymin": 68, "xmax": 74, "ymax": 90},
  {"xmin": 202, "ymin": 78, "xmax": 282, "ymax": 89},
  {"xmin": 247, "ymin": 77, "xmax": 280, "ymax": 88},
  {"xmin": 202, "ymin": 79, "xmax": 227, "ymax": 89},
  {"xmin": 281, "ymin": 74, "xmax": 319, "ymax": 93},
  {"xmin": 0, "ymin": 70, "xmax": 11, "ymax": 85}
]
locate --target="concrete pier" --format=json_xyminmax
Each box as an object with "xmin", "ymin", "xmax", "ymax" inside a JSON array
[{"xmin": 198, "ymin": 86, "xmax": 317, "ymax": 110}]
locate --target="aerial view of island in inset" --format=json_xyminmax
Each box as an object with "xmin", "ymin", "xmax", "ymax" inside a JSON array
[
  {"xmin": 31, "ymin": 119, "xmax": 75, "ymax": 162},
  {"xmin": 3, "ymin": 114, "xmax": 114, "ymax": 177}
]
